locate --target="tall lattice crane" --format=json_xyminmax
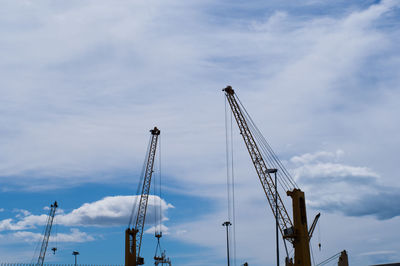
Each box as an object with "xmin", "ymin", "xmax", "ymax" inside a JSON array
[
  {"xmin": 223, "ymin": 86, "xmax": 320, "ymax": 266},
  {"xmin": 126, "ymin": 127, "xmax": 160, "ymax": 266},
  {"xmin": 37, "ymin": 201, "xmax": 58, "ymax": 266}
]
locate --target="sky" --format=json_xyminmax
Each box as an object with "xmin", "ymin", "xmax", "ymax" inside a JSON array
[{"xmin": 0, "ymin": 0, "xmax": 400, "ymax": 265}]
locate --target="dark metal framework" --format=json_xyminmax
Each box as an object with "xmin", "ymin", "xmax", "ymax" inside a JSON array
[
  {"xmin": 37, "ymin": 201, "xmax": 58, "ymax": 266},
  {"xmin": 134, "ymin": 127, "xmax": 160, "ymax": 261},
  {"xmin": 223, "ymin": 86, "xmax": 294, "ymax": 242}
]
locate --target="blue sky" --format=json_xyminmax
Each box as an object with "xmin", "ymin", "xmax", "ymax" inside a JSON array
[{"xmin": 1, "ymin": 0, "xmax": 400, "ymax": 265}]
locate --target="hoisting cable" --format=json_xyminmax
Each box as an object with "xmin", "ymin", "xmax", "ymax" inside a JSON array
[
  {"xmin": 225, "ymin": 97, "xmax": 237, "ymax": 266},
  {"xmin": 250, "ymin": 115, "xmax": 297, "ymax": 189},
  {"xmin": 229, "ymin": 92, "xmax": 292, "ymax": 192},
  {"xmin": 250, "ymin": 125, "xmax": 292, "ymax": 191},
  {"xmin": 155, "ymin": 135, "xmax": 162, "ymax": 236},
  {"xmin": 232, "ymin": 92, "xmax": 297, "ymax": 262},
  {"xmin": 154, "ymin": 135, "xmax": 164, "ymax": 260},
  {"xmin": 153, "ymin": 151, "xmax": 158, "ymax": 234},
  {"xmin": 239, "ymin": 100, "xmax": 293, "ymax": 194},
  {"xmin": 283, "ymin": 236, "xmax": 290, "ymax": 260},
  {"xmin": 154, "ymin": 236, "xmax": 162, "ymax": 259},
  {"xmin": 153, "ymin": 135, "xmax": 161, "ymax": 236},
  {"xmin": 241, "ymin": 110, "xmax": 293, "ymax": 191},
  {"xmin": 236, "ymin": 94, "xmax": 294, "ymax": 187},
  {"xmin": 129, "ymin": 135, "xmax": 152, "ymax": 228},
  {"xmin": 310, "ymin": 241, "xmax": 316, "ymax": 266},
  {"xmin": 239, "ymin": 98, "xmax": 297, "ymax": 190},
  {"xmin": 315, "ymin": 251, "xmax": 342, "ymax": 266},
  {"xmin": 52, "ymin": 214, "xmax": 58, "ymax": 255},
  {"xmin": 230, "ymin": 106, "xmax": 237, "ymax": 266},
  {"xmin": 287, "ymin": 247, "xmax": 294, "ymax": 264},
  {"xmin": 159, "ymin": 135, "xmax": 162, "ymax": 235},
  {"xmin": 31, "ymin": 209, "xmax": 48, "ymax": 264},
  {"xmin": 225, "ymin": 98, "xmax": 232, "ymax": 222},
  {"xmin": 318, "ymin": 216, "xmax": 322, "ymax": 251},
  {"xmin": 236, "ymin": 94, "xmax": 299, "ymax": 190}
]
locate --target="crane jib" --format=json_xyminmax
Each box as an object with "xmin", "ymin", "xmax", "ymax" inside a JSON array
[
  {"xmin": 126, "ymin": 127, "xmax": 160, "ymax": 266},
  {"xmin": 37, "ymin": 201, "xmax": 58, "ymax": 266},
  {"xmin": 222, "ymin": 87, "xmax": 294, "ymax": 239},
  {"xmin": 223, "ymin": 86, "xmax": 314, "ymax": 266},
  {"xmin": 135, "ymin": 127, "xmax": 160, "ymax": 259}
]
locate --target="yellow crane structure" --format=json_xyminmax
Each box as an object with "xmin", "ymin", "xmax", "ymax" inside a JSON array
[
  {"xmin": 223, "ymin": 86, "xmax": 319, "ymax": 266},
  {"xmin": 125, "ymin": 127, "xmax": 161, "ymax": 266}
]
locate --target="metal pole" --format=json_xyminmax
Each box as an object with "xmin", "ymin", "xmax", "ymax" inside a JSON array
[
  {"xmin": 275, "ymin": 171, "xmax": 279, "ymax": 266},
  {"xmin": 267, "ymin": 168, "xmax": 279, "ymax": 266},
  {"xmin": 222, "ymin": 221, "xmax": 232, "ymax": 266},
  {"xmin": 226, "ymin": 225, "xmax": 230, "ymax": 266},
  {"xmin": 72, "ymin": 251, "xmax": 79, "ymax": 266}
]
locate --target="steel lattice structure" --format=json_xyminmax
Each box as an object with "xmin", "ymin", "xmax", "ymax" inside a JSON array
[
  {"xmin": 37, "ymin": 201, "xmax": 58, "ymax": 266},
  {"xmin": 134, "ymin": 127, "xmax": 160, "ymax": 260},
  {"xmin": 223, "ymin": 86, "xmax": 294, "ymax": 242}
]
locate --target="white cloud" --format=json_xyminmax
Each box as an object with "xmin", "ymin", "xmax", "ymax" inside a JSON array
[
  {"xmin": 290, "ymin": 150, "xmax": 344, "ymax": 164},
  {"xmin": 289, "ymin": 150, "xmax": 400, "ymax": 219},
  {"xmin": 57, "ymin": 228, "xmax": 95, "ymax": 242},
  {"xmin": 0, "ymin": 0, "xmax": 399, "ymax": 265},
  {"xmin": 144, "ymin": 224, "xmax": 170, "ymax": 235},
  {"xmin": 58, "ymin": 195, "xmax": 173, "ymax": 227},
  {"xmin": 0, "ymin": 214, "xmax": 48, "ymax": 231},
  {"xmin": 0, "ymin": 0, "xmax": 398, "ymax": 196},
  {"xmin": 13, "ymin": 209, "xmax": 32, "ymax": 218},
  {"xmin": 0, "ymin": 195, "xmax": 173, "ymax": 231},
  {"xmin": 293, "ymin": 162, "xmax": 379, "ymax": 179},
  {"xmin": 0, "ymin": 219, "xmax": 21, "ymax": 231},
  {"xmin": 359, "ymin": 250, "xmax": 397, "ymax": 256},
  {"xmin": 344, "ymin": 0, "xmax": 400, "ymax": 29},
  {"xmin": 11, "ymin": 228, "xmax": 94, "ymax": 243}
]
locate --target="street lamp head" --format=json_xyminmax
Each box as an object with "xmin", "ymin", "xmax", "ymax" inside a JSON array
[
  {"xmin": 222, "ymin": 221, "xmax": 232, "ymax": 226},
  {"xmin": 72, "ymin": 251, "xmax": 79, "ymax": 255},
  {"xmin": 266, "ymin": 168, "xmax": 277, "ymax": 174}
]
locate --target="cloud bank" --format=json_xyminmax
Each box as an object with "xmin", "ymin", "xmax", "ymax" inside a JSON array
[
  {"xmin": 291, "ymin": 150, "xmax": 400, "ymax": 220},
  {"xmin": 10, "ymin": 228, "xmax": 94, "ymax": 243},
  {"xmin": 1, "ymin": 195, "xmax": 173, "ymax": 231},
  {"xmin": 0, "ymin": 0, "xmax": 399, "ymax": 264}
]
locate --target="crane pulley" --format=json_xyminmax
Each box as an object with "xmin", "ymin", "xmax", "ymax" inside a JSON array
[
  {"xmin": 223, "ymin": 86, "xmax": 318, "ymax": 266},
  {"xmin": 37, "ymin": 201, "xmax": 58, "ymax": 266},
  {"xmin": 126, "ymin": 127, "xmax": 161, "ymax": 266}
]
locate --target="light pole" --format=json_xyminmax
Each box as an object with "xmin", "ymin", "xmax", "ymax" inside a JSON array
[
  {"xmin": 222, "ymin": 221, "xmax": 232, "ymax": 266},
  {"xmin": 72, "ymin": 251, "xmax": 79, "ymax": 266},
  {"xmin": 267, "ymin": 168, "xmax": 279, "ymax": 266}
]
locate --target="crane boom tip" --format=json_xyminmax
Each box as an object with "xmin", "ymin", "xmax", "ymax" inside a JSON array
[
  {"xmin": 222, "ymin": 86, "xmax": 235, "ymax": 95},
  {"xmin": 150, "ymin": 127, "xmax": 160, "ymax": 135}
]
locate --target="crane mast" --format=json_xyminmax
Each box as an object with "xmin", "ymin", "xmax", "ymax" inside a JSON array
[
  {"xmin": 223, "ymin": 86, "xmax": 312, "ymax": 266},
  {"xmin": 126, "ymin": 127, "xmax": 160, "ymax": 266},
  {"xmin": 37, "ymin": 201, "xmax": 58, "ymax": 266}
]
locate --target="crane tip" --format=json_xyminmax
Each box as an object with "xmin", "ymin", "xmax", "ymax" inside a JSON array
[
  {"xmin": 151, "ymin": 127, "xmax": 161, "ymax": 135},
  {"xmin": 222, "ymin": 86, "xmax": 234, "ymax": 95}
]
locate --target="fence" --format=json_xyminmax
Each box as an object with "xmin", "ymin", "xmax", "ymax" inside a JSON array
[{"xmin": 0, "ymin": 264, "xmax": 123, "ymax": 266}]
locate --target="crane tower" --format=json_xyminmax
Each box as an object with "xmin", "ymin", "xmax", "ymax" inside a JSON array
[{"xmin": 126, "ymin": 127, "xmax": 161, "ymax": 266}]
